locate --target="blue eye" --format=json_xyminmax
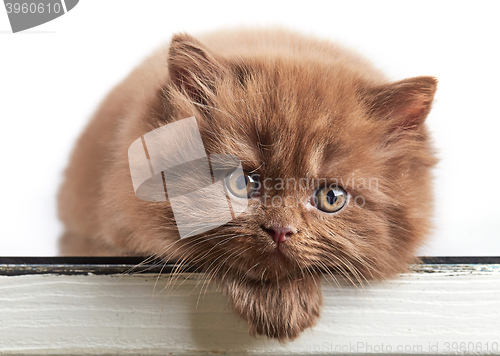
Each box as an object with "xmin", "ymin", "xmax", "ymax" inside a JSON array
[
  {"xmin": 225, "ymin": 171, "xmax": 259, "ymax": 198},
  {"xmin": 312, "ymin": 187, "xmax": 347, "ymax": 213}
]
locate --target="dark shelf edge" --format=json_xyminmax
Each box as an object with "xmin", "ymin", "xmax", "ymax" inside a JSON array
[
  {"xmin": 420, "ymin": 256, "xmax": 500, "ymax": 264},
  {"xmin": 0, "ymin": 256, "xmax": 499, "ymax": 276},
  {"xmin": 0, "ymin": 257, "xmax": 149, "ymax": 265},
  {"xmin": 0, "ymin": 257, "xmax": 199, "ymax": 276},
  {"xmin": 1, "ymin": 256, "xmax": 500, "ymax": 264}
]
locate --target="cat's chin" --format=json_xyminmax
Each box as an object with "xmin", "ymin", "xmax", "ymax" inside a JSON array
[{"xmin": 217, "ymin": 267, "xmax": 323, "ymax": 341}]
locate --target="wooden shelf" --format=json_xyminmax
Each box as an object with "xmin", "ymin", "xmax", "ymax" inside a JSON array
[{"xmin": 1, "ymin": 257, "xmax": 499, "ymax": 355}]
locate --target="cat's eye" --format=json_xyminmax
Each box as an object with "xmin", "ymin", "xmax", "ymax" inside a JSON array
[
  {"xmin": 312, "ymin": 186, "xmax": 348, "ymax": 213},
  {"xmin": 224, "ymin": 170, "xmax": 259, "ymax": 198}
]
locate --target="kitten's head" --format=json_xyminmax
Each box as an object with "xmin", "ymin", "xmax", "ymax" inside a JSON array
[{"xmin": 127, "ymin": 33, "xmax": 437, "ymax": 284}]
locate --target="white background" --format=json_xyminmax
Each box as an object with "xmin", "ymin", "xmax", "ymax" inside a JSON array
[{"xmin": 0, "ymin": 0, "xmax": 499, "ymax": 256}]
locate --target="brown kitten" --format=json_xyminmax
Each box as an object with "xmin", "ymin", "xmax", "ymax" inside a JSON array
[{"xmin": 58, "ymin": 28, "xmax": 437, "ymax": 340}]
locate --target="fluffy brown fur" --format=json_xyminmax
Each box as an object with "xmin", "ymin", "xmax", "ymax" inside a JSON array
[{"xmin": 58, "ymin": 28, "xmax": 437, "ymax": 340}]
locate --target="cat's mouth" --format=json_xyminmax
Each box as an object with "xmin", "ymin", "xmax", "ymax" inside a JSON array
[
  {"xmin": 273, "ymin": 246, "xmax": 285, "ymax": 257},
  {"xmin": 272, "ymin": 242, "xmax": 289, "ymax": 260},
  {"xmin": 200, "ymin": 228, "xmax": 307, "ymax": 282},
  {"xmin": 248, "ymin": 240, "xmax": 305, "ymax": 280}
]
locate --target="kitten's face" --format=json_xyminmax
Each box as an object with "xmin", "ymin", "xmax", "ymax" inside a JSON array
[{"xmin": 134, "ymin": 34, "xmax": 436, "ymax": 285}]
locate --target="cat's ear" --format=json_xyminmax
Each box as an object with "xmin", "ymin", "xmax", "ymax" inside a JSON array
[
  {"xmin": 362, "ymin": 76, "xmax": 437, "ymax": 130},
  {"xmin": 168, "ymin": 33, "xmax": 226, "ymax": 105}
]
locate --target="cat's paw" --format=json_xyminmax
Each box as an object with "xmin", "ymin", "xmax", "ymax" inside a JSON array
[{"xmin": 220, "ymin": 274, "xmax": 322, "ymax": 341}]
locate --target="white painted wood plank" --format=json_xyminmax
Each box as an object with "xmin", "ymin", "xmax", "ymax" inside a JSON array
[{"xmin": 0, "ymin": 265, "xmax": 499, "ymax": 355}]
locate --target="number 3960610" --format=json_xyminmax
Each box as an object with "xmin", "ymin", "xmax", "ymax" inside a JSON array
[{"xmin": 5, "ymin": 2, "xmax": 62, "ymax": 14}]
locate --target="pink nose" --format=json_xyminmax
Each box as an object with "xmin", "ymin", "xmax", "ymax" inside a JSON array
[{"xmin": 262, "ymin": 225, "xmax": 296, "ymax": 244}]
